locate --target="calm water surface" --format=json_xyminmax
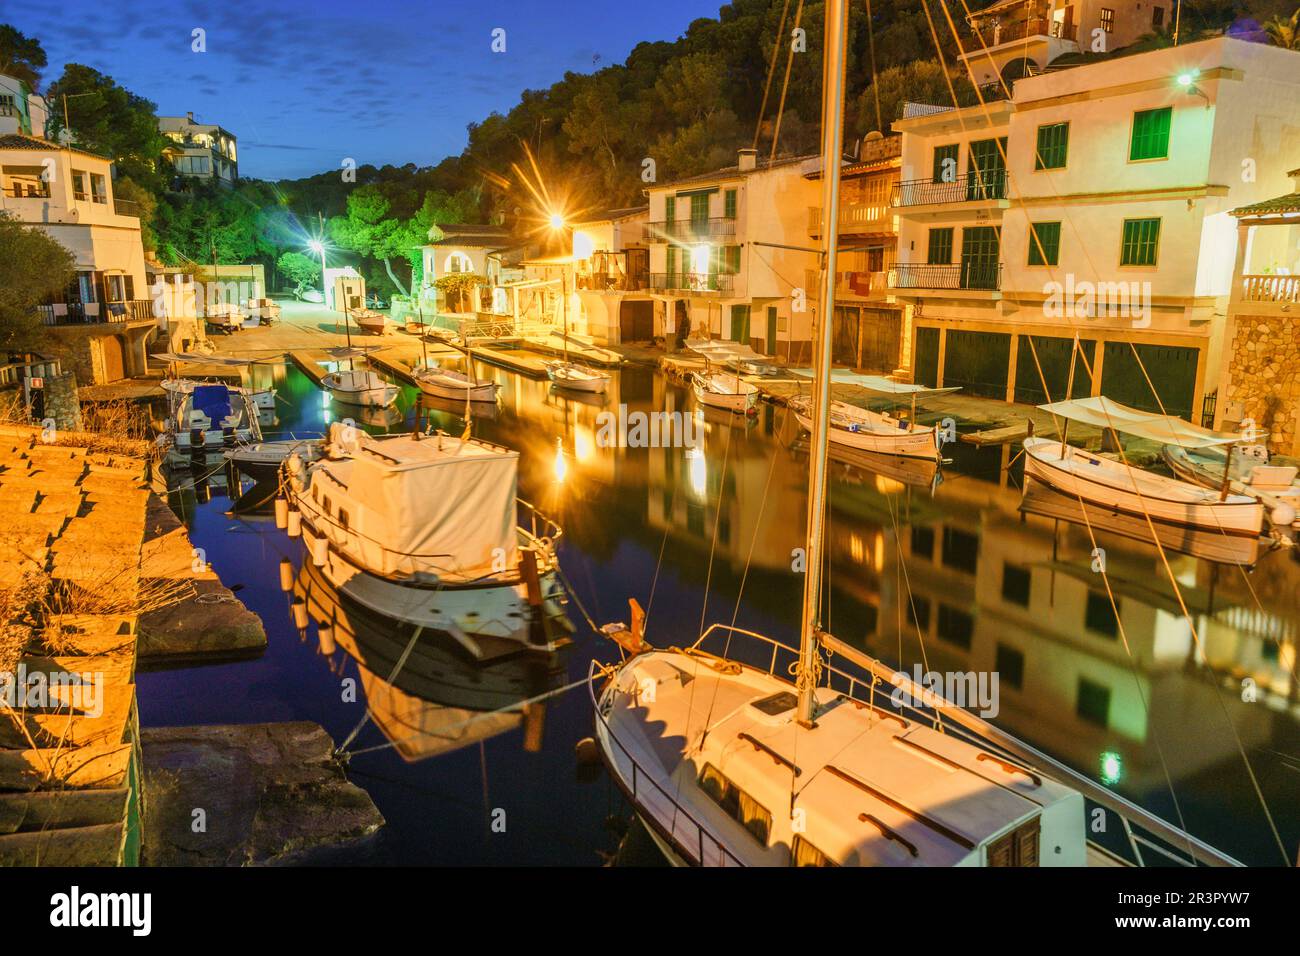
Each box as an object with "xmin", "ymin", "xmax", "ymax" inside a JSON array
[{"xmin": 138, "ymin": 358, "xmax": 1300, "ymax": 866}]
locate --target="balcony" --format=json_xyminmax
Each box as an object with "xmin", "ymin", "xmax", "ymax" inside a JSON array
[
  {"xmin": 893, "ymin": 263, "xmax": 1002, "ymax": 292},
  {"xmin": 644, "ymin": 218, "xmax": 737, "ymax": 243},
  {"xmin": 895, "ymin": 171, "xmax": 1007, "ymax": 207},
  {"xmin": 808, "ymin": 203, "xmax": 894, "ymax": 236},
  {"xmin": 805, "ymin": 269, "xmax": 893, "ymax": 299},
  {"xmin": 969, "ymin": 15, "xmax": 1076, "ymax": 48},
  {"xmin": 38, "ymin": 299, "xmax": 157, "ymax": 326},
  {"xmin": 648, "ymin": 272, "xmax": 735, "ymax": 295},
  {"xmin": 575, "ymin": 270, "xmax": 648, "ymax": 292},
  {"xmin": 1239, "ymin": 274, "xmax": 1300, "ymax": 305}
]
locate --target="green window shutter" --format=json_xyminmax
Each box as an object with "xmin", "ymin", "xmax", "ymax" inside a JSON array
[
  {"xmin": 932, "ymin": 144, "xmax": 959, "ymax": 184},
  {"xmin": 667, "ymin": 246, "xmax": 677, "ymax": 276},
  {"xmin": 724, "ymin": 189, "xmax": 737, "ymax": 218},
  {"xmin": 665, "ymin": 196, "xmax": 675, "ymax": 223},
  {"xmin": 1035, "ymin": 123, "xmax": 1069, "ymax": 170},
  {"xmin": 1120, "ymin": 218, "xmax": 1161, "ymax": 266},
  {"xmin": 1129, "ymin": 107, "xmax": 1172, "ymax": 161},
  {"xmin": 1027, "ymin": 222, "xmax": 1061, "ymax": 266},
  {"xmin": 691, "ymin": 193, "xmax": 709, "ymax": 221},
  {"xmin": 927, "ymin": 228, "xmax": 954, "ymax": 265},
  {"xmin": 725, "ymin": 245, "xmax": 741, "ymax": 273}
]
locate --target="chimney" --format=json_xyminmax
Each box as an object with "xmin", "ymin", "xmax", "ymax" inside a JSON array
[
  {"xmin": 186, "ymin": 111, "xmax": 195, "ymax": 124},
  {"xmin": 738, "ymin": 147, "xmax": 757, "ymax": 172}
]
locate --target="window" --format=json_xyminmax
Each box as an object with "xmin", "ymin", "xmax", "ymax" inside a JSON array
[
  {"xmin": 1153, "ymin": 6, "xmax": 1165, "ymax": 27},
  {"xmin": 908, "ymin": 595, "xmax": 931, "ymax": 632},
  {"xmin": 1001, "ymin": 563, "xmax": 1031, "ymax": 607},
  {"xmin": 927, "ymin": 228, "xmax": 954, "ymax": 265},
  {"xmin": 666, "ymin": 246, "xmax": 677, "ymax": 277},
  {"xmin": 866, "ymin": 246, "xmax": 885, "ymax": 272},
  {"xmin": 664, "ymin": 196, "xmax": 675, "ymax": 223},
  {"xmin": 911, "ymin": 525, "xmax": 935, "ymax": 559},
  {"xmin": 72, "ymin": 170, "xmax": 88, "ymax": 201},
  {"xmin": 1034, "ymin": 122, "xmax": 1069, "ymax": 170},
  {"xmin": 1120, "ymin": 218, "xmax": 1161, "ymax": 266},
  {"xmin": 932, "ymin": 144, "xmax": 959, "ymax": 184},
  {"xmin": 1085, "ymin": 590, "xmax": 1120, "ymax": 638},
  {"xmin": 89, "ymin": 173, "xmax": 107, "ymax": 203},
  {"xmin": 699, "ymin": 763, "xmax": 772, "ymax": 845},
  {"xmin": 1129, "ymin": 107, "xmax": 1172, "ymax": 161},
  {"xmin": 724, "ymin": 245, "xmax": 741, "ymax": 274},
  {"xmin": 941, "ymin": 526, "xmax": 978, "ymax": 574},
  {"xmin": 1077, "ymin": 677, "xmax": 1111, "ymax": 727},
  {"xmin": 689, "ymin": 192, "xmax": 709, "ymax": 223},
  {"xmin": 1027, "ymin": 221, "xmax": 1061, "ymax": 267},
  {"xmin": 791, "ymin": 836, "xmax": 837, "ymax": 867},
  {"xmin": 1100, "ymin": 7, "xmax": 1115, "ymax": 31},
  {"xmin": 936, "ymin": 604, "xmax": 973, "ymax": 650},
  {"xmin": 995, "ymin": 643, "xmax": 1025, "ymax": 691},
  {"xmin": 724, "ymin": 188, "xmax": 737, "ymax": 219}
]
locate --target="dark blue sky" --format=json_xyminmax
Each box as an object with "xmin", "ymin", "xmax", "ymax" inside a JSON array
[{"xmin": 9, "ymin": 0, "xmax": 721, "ymax": 180}]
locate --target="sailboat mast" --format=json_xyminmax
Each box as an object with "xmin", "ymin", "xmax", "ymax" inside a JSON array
[{"xmin": 796, "ymin": 0, "xmax": 848, "ymax": 726}]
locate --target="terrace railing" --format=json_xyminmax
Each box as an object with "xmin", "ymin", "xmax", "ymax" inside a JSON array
[
  {"xmin": 644, "ymin": 218, "xmax": 737, "ymax": 243},
  {"xmin": 893, "ymin": 263, "xmax": 1002, "ymax": 291},
  {"xmin": 1240, "ymin": 274, "xmax": 1300, "ymax": 305},
  {"xmin": 895, "ymin": 170, "xmax": 1007, "ymax": 207},
  {"xmin": 648, "ymin": 272, "xmax": 735, "ymax": 295}
]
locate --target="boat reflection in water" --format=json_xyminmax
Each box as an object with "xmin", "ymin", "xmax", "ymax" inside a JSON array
[{"xmin": 293, "ymin": 558, "xmax": 570, "ymax": 760}]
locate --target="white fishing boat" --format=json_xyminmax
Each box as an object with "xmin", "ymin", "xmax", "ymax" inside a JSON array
[
  {"xmin": 205, "ymin": 303, "xmax": 246, "ymax": 333},
  {"xmin": 791, "ymin": 397, "xmax": 943, "ymax": 460},
  {"xmin": 161, "ymin": 382, "xmax": 262, "ymax": 455},
  {"xmin": 413, "ymin": 365, "xmax": 500, "ymax": 402},
  {"xmin": 1022, "ymin": 397, "xmax": 1264, "ymax": 538},
  {"xmin": 154, "ymin": 351, "xmax": 279, "ymax": 410},
  {"xmin": 322, "ymin": 367, "xmax": 399, "ymax": 408},
  {"xmin": 591, "ymin": 0, "xmax": 1239, "ymax": 871},
  {"xmin": 225, "ymin": 438, "xmax": 322, "ymax": 484},
  {"xmin": 545, "ymin": 360, "xmax": 610, "ymax": 394},
  {"xmin": 282, "ymin": 423, "xmax": 567, "ymax": 660},
  {"xmin": 351, "ymin": 307, "xmax": 387, "ymax": 336},
  {"xmin": 691, "ymin": 370, "xmax": 760, "ymax": 414}
]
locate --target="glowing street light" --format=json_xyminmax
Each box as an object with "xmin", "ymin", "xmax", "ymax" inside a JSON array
[
  {"xmin": 307, "ymin": 237, "xmax": 327, "ymax": 298},
  {"xmin": 548, "ymin": 211, "xmax": 565, "ymax": 230}
]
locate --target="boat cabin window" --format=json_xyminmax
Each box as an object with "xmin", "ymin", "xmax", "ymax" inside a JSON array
[
  {"xmin": 699, "ymin": 763, "xmax": 771, "ymax": 845},
  {"xmin": 749, "ymin": 691, "xmax": 797, "ymax": 717},
  {"xmin": 986, "ymin": 818, "xmax": 1040, "ymax": 866},
  {"xmin": 791, "ymin": 836, "xmax": 837, "ymax": 867}
]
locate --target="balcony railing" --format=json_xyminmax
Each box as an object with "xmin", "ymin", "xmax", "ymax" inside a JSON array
[
  {"xmin": 893, "ymin": 263, "xmax": 1002, "ymax": 291},
  {"xmin": 806, "ymin": 269, "xmax": 893, "ymax": 298},
  {"xmin": 648, "ymin": 272, "xmax": 735, "ymax": 295},
  {"xmin": 113, "ymin": 197, "xmax": 141, "ymax": 217},
  {"xmin": 970, "ymin": 15, "xmax": 1076, "ymax": 47},
  {"xmin": 3, "ymin": 183, "xmax": 51, "ymax": 199},
  {"xmin": 575, "ymin": 271, "xmax": 648, "ymax": 292},
  {"xmin": 39, "ymin": 299, "xmax": 157, "ymax": 326},
  {"xmin": 644, "ymin": 218, "xmax": 737, "ymax": 243},
  {"xmin": 808, "ymin": 203, "xmax": 894, "ymax": 234},
  {"xmin": 895, "ymin": 170, "xmax": 1007, "ymax": 207},
  {"xmin": 1240, "ymin": 274, "xmax": 1300, "ymax": 305}
]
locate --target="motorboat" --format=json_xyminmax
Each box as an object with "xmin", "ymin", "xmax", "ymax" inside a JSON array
[
  {"xmin": 161, "ymin": 382, "xmax": 262, "ymax": 455},
  {"xmin": 225, "ymin": 438, "xmax": 323, "ymax": 484},
  {"xmin": 281, "ymin": 424, "xmax": 568, "ymax": 661},
  {"xmin": 545, "ymin": 360, "xmax": 610, "ymax": 394},
  {"xmin": 322, "ymin": 368, "xmax": 399, "ymax": 408},
  {"xmin": 161, "ymin": 377, "xmax": 276, "ymax": 411}
]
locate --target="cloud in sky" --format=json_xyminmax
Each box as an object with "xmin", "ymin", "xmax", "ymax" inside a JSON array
[{"xmin": 11, "ymin": 0, "xmax": 718, "ymax": 179}]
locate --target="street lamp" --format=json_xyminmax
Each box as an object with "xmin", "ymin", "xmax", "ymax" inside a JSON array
[{"xmin": 307, "ymin": 238, "xmax": 327, "ymax": 299}]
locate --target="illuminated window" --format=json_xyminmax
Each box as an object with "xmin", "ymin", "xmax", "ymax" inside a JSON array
[
  {"xmin": 1100, "ymin": 8, "xmax": 1114, "ymax": 31},
  {"xmin": 1120, "ymin": 218, "xmax": 1161, "ymax": 266}
]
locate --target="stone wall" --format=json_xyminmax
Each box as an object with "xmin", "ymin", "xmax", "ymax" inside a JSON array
[
  {"xmin": 42, "ymin": 371, "xmax": 83, "ymax": 432},
  {"xmin": 1223, "ymin": 312, "xmax": 1300, "ymax": 456}
]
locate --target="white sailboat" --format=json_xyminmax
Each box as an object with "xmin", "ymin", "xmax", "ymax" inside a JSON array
[
  {"xmin": 282, "ymin": 423, "xmax": 567, "ymax": 661},
  {"xmin": 1022, "ymin": 396, "xmax": 1264, "ymax": 538},
  {"xmin": 544, "ymin": 273, "xmax": 611, "ymax": 395},
  {"xmin": 590, "ymin": 0, "xmax": 1238, "ymax": 870}
]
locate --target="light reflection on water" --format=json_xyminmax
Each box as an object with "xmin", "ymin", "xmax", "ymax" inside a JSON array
[{"xmin": 141, "ymin": 360, "xmax": 1300, "ymax": 866}]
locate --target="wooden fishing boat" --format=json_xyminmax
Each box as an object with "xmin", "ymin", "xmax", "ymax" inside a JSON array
[
  {"xmin": 545, "ymin": 360, "xmax": 610, "ymax": 394},
  {"xmin": 691, "ymin": 370, "xmax": 760, "ymax": 414},
  {"xmin": 322, "ymin": 368, "xmax": 399, "ymax": 408},
  {"xmin": 225, "ymin": 438, "xmax": 322, "ymax": 484},
  {"xmin": 350, "ymin": 308, "xmax": 387, "ymax": 335},
  {"xmin": 792, "ymin": 398, "xmax": 942, "ymax": 460},
  {"xmin": 205, "ymin": 304, "xmax": 245, "ymax": 333},
  {"xmin": 413, "ymin": 365, "xmax": 499, "ymax": 402}
]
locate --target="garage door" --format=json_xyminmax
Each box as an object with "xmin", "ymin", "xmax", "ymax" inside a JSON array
[
  {"xmin": 944, "ymin": 330, "xmax": 1010, "ymax": 399},
  {"xmin": 1014, "ymin": 335, "xmax": 1096, "ymax": 405},
  {"xmin": 1100, "ymin": 342, "xmax": 1198, "ymax": 421},
  {"xmin": 619, "ymin": 300, "xmax": 654, "ymax": 342},
  {"xmin": 914, "ymin": 327, "xmax": 940, "ymax": 388}
]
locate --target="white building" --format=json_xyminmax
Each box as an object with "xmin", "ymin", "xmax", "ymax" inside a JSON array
[
  {"xmin": 159, "ymin": 112, "xmax": 238, "ymax": 184},
  {"xmin": 0, "ymin": 72, "xmax": 49, "ymax": 137},
  {"xmin": 0, "ymin": 131, "xmax": 154, "ymax": 383},
  {"xmin": 961, "ymin": 0, "xmax": 1174, "ymax": 87},
  {"xmin": 645, "ymin": 148, "xmax": 821, "ymax": 361},
  {"xmin": 566, "ymin": 205, "xmax": 652, "ymax": 344},
  {"xmin": 890, "ymin": 36, "xmax": 1300, "ymax": 422}
]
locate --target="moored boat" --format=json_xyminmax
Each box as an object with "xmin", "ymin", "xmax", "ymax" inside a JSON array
[
  {"xmin": 282, "ymin": 423, "xmax": 568, "ymax": 660},
  {"xmin": 791, "ymin": 398, "xmax": 943, "ymax": 460},
  {"xmin": 545, "ymin": 360, "xmax": 610, "ymax": 394},
  {"xmin": 413, "ymin": 365, "xmax": 500, "ymax": 402},
  {"xmin": 161, "ymin": 382, "xmax": 262, "ymax": 455},
  {"xmin": 322, "ymin": 367, "xmax": 399, "ymax": 408},
  {"xmin": 691, "ymin": 370, "xmax": 760, "ymax": 414},
  {"xmin": 351, "ymin": 308, "xmax": 387, "ymax": 335}
]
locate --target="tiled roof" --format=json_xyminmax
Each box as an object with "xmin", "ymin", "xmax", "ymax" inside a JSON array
[
  {"xmin": 575, "ymin": 204, "xmax": 648, "ymax": 224},
  {"xmin": 655, "ymin": 153, "xmax": 817, "ymax": 190},
  {"xmin": 0, "ymin": 133, "xmax": 109, "ymax": 160},
  {"xmin": 1231, "ymin": 192, "xmax": 1300, "ymax": 217}
]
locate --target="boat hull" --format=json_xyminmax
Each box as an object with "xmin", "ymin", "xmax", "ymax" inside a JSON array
[
  {"xmin": 692, "ymin": 374, "xmax": 758, "ymax": 414},
  {"xmin": 1023, "ymin": 437, "xmax": 1263, "ymax": 537},
  {"xmin": 546, "ymin": 365, "xmax": 610, "ymax": 394},
  {"xmin": 795, "ymin": 410, "xmax": 940, "ymax": 460},
  {"xmin": 414, "ymin": 373, "xmax": 499, "ymax": 403},
  {"xmin": 323, "ymin": 373, "xmax": 398, "ymax": 408}
]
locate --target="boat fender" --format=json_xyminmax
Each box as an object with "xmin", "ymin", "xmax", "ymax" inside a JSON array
[
  {"xmin": 575, "ymin": 737, "xmax": 601, "ymax": 766},
  {"xmin": 1271, "ymin": 503, "xmax": 1296, "ymax": 528},
  {"xmin": 317, "ymin": 622, "xmax": 336, "ymax": 656},
  {"xmin": 287, "ymin": 508, "xmax": 302, "ymax": 538},
  {"xmin": 274, "ymin": 497, "xmax": 288, "ymax": 529},
  {"xmin": 309, "ymin": 533, "xmax": 329, "ymax": 568},
  {"xmin": 278, "ymin": 558, "xmax": 293, "ymax": 592},
  {"xmin": 287, "ymin": 453, "xmax": 303, "ymax": 476},
  {"xmin": 291, "ymin": 597, "xmax": 308, "ymax": 631}
]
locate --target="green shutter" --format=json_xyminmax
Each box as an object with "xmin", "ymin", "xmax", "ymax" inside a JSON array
[
  {"xmin": 927, "ymin": 228, "xmax": 954, "ymax": 265},
  {"xmin": 724, "ymin": 189, "xmax": 737, "ymax": 218},
  {"xmin": 1034, "ymin": 123, "xmax": 1069, "ymax": 170},
  {"xmin": 665, "ymin": 196, "xmax": 676, "ymax": 223},
  {"xmin": 1027, "ymin": 221, "xmax": 1061, "ymax": 266},
  {"xmin": 1129, "ymin": 107, "xmax": 1172, "ymax": 161},
  {"xmin": 1120, "ymin": 218, "xmax": 1160, "ymax": 265},
  {"xmin": 932, "ymin": 144, "xmax": 959, "ymax": 184},
  {"xmin": 667, "ymin": 246, "xmax": 677, "ymax": 277},
  {"xmin": 725, "ymin": 245, "xmax": 741, "ymax": 273}
]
